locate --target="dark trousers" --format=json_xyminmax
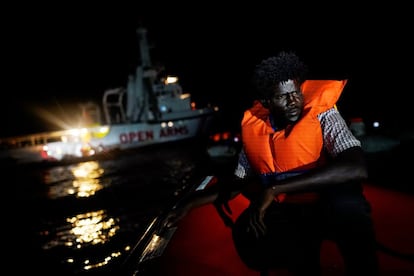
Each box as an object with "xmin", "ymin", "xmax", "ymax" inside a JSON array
[{"xmin": 232, "ymin": 196, "xmax": 379, "ymax": 275}]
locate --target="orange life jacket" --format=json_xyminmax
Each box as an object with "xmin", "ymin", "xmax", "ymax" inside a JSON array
[{"xmin": 241, "ymin": 79, "xmax": 347, "ymax": 202}]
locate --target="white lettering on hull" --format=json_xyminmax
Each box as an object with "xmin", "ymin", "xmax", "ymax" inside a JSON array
[{"xmin": 119, "ymin": 126, "xmax": 189, "ymax": 144}]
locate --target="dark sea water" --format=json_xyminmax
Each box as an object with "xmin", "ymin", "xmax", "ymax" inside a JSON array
[{"xmin": 5, "ymin": 140, "xmax": 235, "ymax": 275}]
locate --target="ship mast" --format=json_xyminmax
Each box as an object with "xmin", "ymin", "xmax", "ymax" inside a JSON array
[
  {"xmin": 137, "ymin": 28, "xmax": 151, "ymax": 68},
  {"xmin": 125, "ymin": 27, "xmax": 158, "ymax": 122},
  {"xmin": 102, "ymin": 27, "xmax": 164, "ymax": 124}
]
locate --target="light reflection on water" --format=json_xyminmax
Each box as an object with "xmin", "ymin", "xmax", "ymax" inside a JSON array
[
  {"xmin": 37, "ymin": 161, "xmax": 128, "ymax": 272},
  {"xmin": 42, "ymin": 210, "xmax": 119, "ymax": 250},
  {"xmin": 44, "ymin": 161, "xmax": 106, "ymax": 199},
  {"xmin": 41, "ymin": 208, "xmax": 126, "ymax": 271}
]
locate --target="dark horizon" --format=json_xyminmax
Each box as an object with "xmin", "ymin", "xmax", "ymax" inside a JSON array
[{"xmin": 3, "ymin": 5, "xmax": 412, "ymax": 138}]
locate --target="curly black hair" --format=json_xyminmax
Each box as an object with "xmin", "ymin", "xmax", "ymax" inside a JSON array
[{"xmin": 252, "ymin": 51, "xmax": 308, "ymax": 100}]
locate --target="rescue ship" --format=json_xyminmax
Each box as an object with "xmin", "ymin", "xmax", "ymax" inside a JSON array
[{"xmin": 0, "ymin": 28, "xmax": 218, "ymax": 164}]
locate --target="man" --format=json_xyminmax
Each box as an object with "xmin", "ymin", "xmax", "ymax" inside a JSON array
[{"xmin": 163, "ymin": 51, "xmax": 379, "ymax": 275}]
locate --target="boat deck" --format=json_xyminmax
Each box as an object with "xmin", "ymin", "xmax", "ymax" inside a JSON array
[{"xmin": 132, "ymin": 183, "xmax": 414, "ymax": 275}]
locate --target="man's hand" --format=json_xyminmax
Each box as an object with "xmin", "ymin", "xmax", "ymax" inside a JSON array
[
  {"xmin": 161, "ymin": 203, "xmax": 191, "ymax": 229},
  {"xmin": 214, "ymin": 199, "xmax": 234, "ymax": 228},
  {"xmin": 246, "ymin": 186, "xmax": 277, "ymax": 238}
]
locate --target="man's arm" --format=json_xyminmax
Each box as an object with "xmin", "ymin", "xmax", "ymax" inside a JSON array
[
  {"xmin": 163, "ymin": 175, "xmax": 247, "ymax": 228},
  {"xmin": 271, "ymin": 146, "xmax": 367, "ymax": 195}
]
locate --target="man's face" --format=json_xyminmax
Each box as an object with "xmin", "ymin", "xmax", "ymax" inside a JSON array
[{"xmin": 267, "ymin": 79, "xmax": 304, "ymax": 125}]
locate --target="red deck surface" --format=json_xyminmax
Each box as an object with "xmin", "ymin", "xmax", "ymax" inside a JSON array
[{"xmin": 157, "ymin": 183, "xmax": 414, "ymax": 275}]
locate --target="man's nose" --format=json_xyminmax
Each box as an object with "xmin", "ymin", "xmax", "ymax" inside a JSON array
[{"xmin": 286, "ymin": 93, "xmax": 297, "ymax": 103}]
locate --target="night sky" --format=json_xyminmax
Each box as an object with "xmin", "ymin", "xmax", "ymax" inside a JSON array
[{"xmin": 2, "ymin": 4, "xmax": 412, "ymax": 138}]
